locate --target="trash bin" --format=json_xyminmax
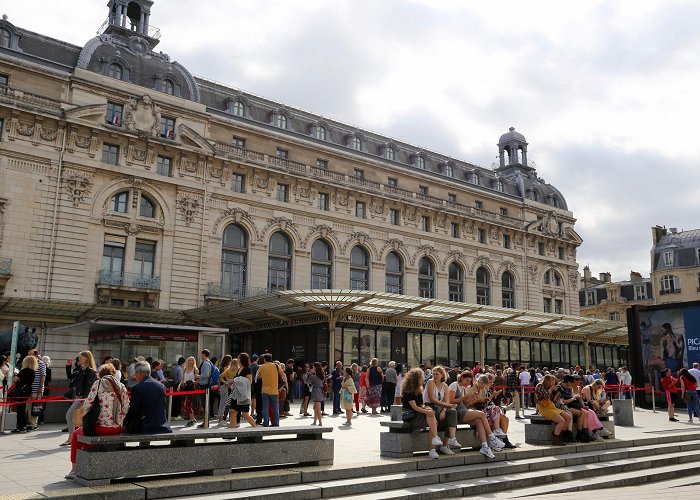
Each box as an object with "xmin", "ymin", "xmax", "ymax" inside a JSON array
[{"xmin": 613, "ymin": 398, "xmax": 634, "ymax": 426}]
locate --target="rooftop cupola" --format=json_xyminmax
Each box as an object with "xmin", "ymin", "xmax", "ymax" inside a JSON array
[{"xmin": 102, "ymin": 0, "xmax": 160, "ymax": 48}]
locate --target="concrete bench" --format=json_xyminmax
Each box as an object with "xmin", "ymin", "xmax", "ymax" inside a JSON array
[
  {"xmin": 380, "ymin": 419, "xmax": 481, "ymax": 458},
  {"xmin": 75, "ymin": 425, "xmax": 333, "ymax": 486},
  {"xmin": 524, "ymin": 412, "xmax": 614, "ymax": 445}
]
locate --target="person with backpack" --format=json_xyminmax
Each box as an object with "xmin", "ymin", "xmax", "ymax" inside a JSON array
[{"xmin": 197, "ymin": 349, "xmax": 214, "ymax": 428}]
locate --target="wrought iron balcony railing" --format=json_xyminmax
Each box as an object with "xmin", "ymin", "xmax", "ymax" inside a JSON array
[
  {"xmin": 205, "ymin": 283, "xmax": 270, "ymax": 299},
  {"xmin": 98, "ymin": 270, "xmax": 161, "ymax": 290}
]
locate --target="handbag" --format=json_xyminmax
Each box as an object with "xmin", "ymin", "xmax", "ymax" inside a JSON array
[
  {"xmin": 31, "ymin": 403, "xmax": 45, "ymax": 417},
  {"xmin": 82, "ymin": 380, "xmax": 102, "ymax": 436},
  {"xmin": 401, "ymin": 409, "xmax": 415, "ymax": 422},
  {"xmin": 342, "ymin": 388, "xmax": 353, "ymax": 403}
]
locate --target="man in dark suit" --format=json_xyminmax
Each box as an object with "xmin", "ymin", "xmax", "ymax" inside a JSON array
[{"xmin": 124, "ymin": 361, "xmax": 172, "ymax": 434}]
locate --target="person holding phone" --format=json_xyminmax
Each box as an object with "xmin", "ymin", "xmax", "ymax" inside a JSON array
[{"xmin": 535, "ymin": 374, "xmax": 572, "ymax": 446}]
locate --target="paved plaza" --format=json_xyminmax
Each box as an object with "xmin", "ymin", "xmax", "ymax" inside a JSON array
[{"xmin": 1, "ymin": 403, "xmax": 699, "ymax": 499}]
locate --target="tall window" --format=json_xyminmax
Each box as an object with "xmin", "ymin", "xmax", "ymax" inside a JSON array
[
  {"xmin": 476, "ymin": 266, "xmax": 490, "ymax": 305},
  {"xmin": 232, "ymin": 100, "xmax": 245, "ymax": 117},
  {"xmin": 232, "ymin": 173, "xmax": 245, "ymax": 193},
  {"xmin": 106, "ymin": 102, "xmax": 123, "ymax": 126},
  {"xmin": 315, "ymin": 125, "xmax": 326, "ymax": 140},
  {"xmin": 451, "ymin": 222, "xmax": 460, "ymax": 238},
  {"xmin": 502, "ymin": 272, "xmax": 515, "ymax": 308},
  {"xmin": 222, "ymin": 224, "xmax": 248, "ymax": 297},
  {"xmin": 661, "ymin": 275, "xmax": 680, "ymax": 294},
  {"xmin": 311, "ymin": 239, "xmax": 332, "ymax": 288},
  {"xmin": 277, "ymin": 183, "xmax": 289, "ymax": 202},
  {"xmin": 108, "ymin": 63, "xmax": 123, "ymax": 80},
  {"xmin": 112, "ymin": 191, "xmax": 128, "ymax": 213},
  {"xmin": 416, "ymin": 156, "xmax": 425, "ymax": 169},
  {"xmin": 471, "ymin": 172, "xmax": 480, "ymax": 185},
  {"xmin": 350, "ymin": 136, "xmax": 361, "ymax": 151},
  {"xmin": 275, "ymin": 113, "xmax": 287, "ymax": 129},
  {"xmin": 554, "ymin": 299, "xmax": 563, "ymax": 314},
  {"xmin": 421, "ymin": 216, "xmax": 430, "ymax": 232},
  {"xmin": 102, "ymin": 243, "xmax": 125, "ymax": 274},
  {"xmin": 663, "ymin": 251, "xmax": 673, "ymax": 267},
  {"xmin": 389, "ymin": 208, "xmax": 399, "ymax": 226},
  {"xmin": 102, "ymin": 143, "xmax": 120, "ymax": 165},
  {"xmin": 496, "ymin": 180, "xmax": 504, "ymax": 192},
  {"xmin": 350, "ymin": 246, "xmax": 369, "ymax": 290},
  {"xmin": 418, "ymin": 257, "xmax": 435, "ymax": 298},
  {"xmin": 318, "ymin": 192, "xmax": 329, "ymax": 211},
  {"xmin": 385, "ymin": 147, "xmax": 395, "ymax": 160},
  {"xmin": 385, "ymin": 252, "xmax": 403, "ymax": 294},
  {"xmin": 444, "ymin": 164, "xmax": 454, "ymax": 177},
  {"xmin": 0, "ymin": 28, "xmax": 10, "ymax": 48},
  {"xmin": 543, "ymin": 298, "xmax": 552, "ymax": 313},
  {"xmin": 634, "ymin": 284, "xmax": 647, "ymax": 300},
  {"xmin": 162, "ymin": 79, "xmax": 175, "ymax": 95},
  {"xmin": 478, "ymin": 228, "xmax": 486, "ymax": 244},
  {"xmin": 134, "ymin": 241, "xmax": 155, "ymax": 277},
  {"xmin": 139, "ymin": 195, "xmax": 156, "ymax": 218},
  {"xmin": 160, "ymin": 116, "xmax": 175, "ymax": 139},
  {"xmin": 355, "ymin": 201, "xmax": 366, "ymax": 218},
  {"xmin": 157, "ymin": 156, "xmax": 172, "ymax": 177},
  {"xmin": 268, "ymin": 232, "xmax": 292, "ymax": 291},
  {"xmin": 448, "ymin": 262, "xmax": 463, "ymax": 302}
]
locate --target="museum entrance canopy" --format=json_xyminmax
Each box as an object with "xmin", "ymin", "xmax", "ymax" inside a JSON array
[{"xmin": 186, "ymin": 289, "xmax": 628, "ymax": 344}]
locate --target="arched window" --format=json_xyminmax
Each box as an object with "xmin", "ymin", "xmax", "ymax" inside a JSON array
[
  {"xmin": 502, "ymin": 272, "xmax": 515, "ymax": 308},
  {"xmin": 350, "ymin": 246, "xmax": 369, "ymax": 290},
  {"xmin": 315, "ymin": 125, "xmax": 326, "ymax": 141},
  {"xmin": 476, "ymin": 266, "xmax": 490, "ymax": 305},
  {"xmin": 471, "ymin": 172, "xmax": 480, "ymax": 185},
  {"xmin": 444, "ymin": 164, "xmax": 454, "ymax": 177},
  {"xmin": 311, "ymin": 239, "xmax": 332, "ymax": 288},
  {"xmin": 497, "ymin": 180, "xmax": 504, "ymax": 192},
  {"xmin": 268, "ymin": 231, "xmax": 292, "ymax": 291},
  {"xmin": 275, "ymin": 113, "xmax": 287, "ymax": 129},
  {"xmin": 0, "ymin": 28, "xmax": 11, "ymax": 48},
  {"xmin": 222, "ymin": 224, "xmax": 248, "ymax": 298},
  {"xmin": 448, "ymin": 262, "xmax": 463, "ymax": 302},
  {"xmin": 139, "ymin": 195, "xmax": 155, "ymax": 218},
  {"xmin": 232, "ymin": 100, "xmax": 245, "ymax": 117},
  {"xmin": 385, "ymin": 147, "xmax": 395, "ymax": 160},
  {"xmin": 553, "ymin": 271, "xmax": 562, "ymax": 287},
  {"xmin": 112, "ymin": 191, "xmax": 128, "ymax": 213},
  {"xmin": 416, "ymin": 156, "xmax": 425, "ymax": 170},
  {"xmin": 162, "ymin": 79, "xmax": 175, "ymax": 95},
  {"xmin": 418, "ymin": 257, "xmax": 435, "ymax": 298},
  {"xmin": 385, "ymin": 251, "xmax": 403, "ymax": 294},
  {"xmin": 108, "ymin": 63, "xmax": 123, "ymax": 80},
  {"xmin": 350, "ymin": 136, "xmax": 362, "ymax": 151},
  {"xmin": 532, "ymin": 190, "xmax": 539, "ymax": 202}
]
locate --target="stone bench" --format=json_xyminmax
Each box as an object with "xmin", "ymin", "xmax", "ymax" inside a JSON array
[
  {"xmin": 524, "ymin": 412, "xmax": 614, "ymax": 445},
  {"xmin": 380, "ymin": 420, "xmax": 481, "ymax": 458},
  {"xmin": 75, "ymin": 425, "xmax": 333, "ymax": 486}
]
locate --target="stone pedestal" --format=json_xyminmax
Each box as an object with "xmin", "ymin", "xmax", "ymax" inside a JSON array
[
  {"xmin": 1, "ymin": 411, "xmax": 17, "ymax": 431},
  {"xmin": 613, "ymin": 398, "xmax": 634, "ymax": 426}
]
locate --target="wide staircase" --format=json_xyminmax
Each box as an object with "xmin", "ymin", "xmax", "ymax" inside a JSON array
[{"xmin": 176, "ymin": 431, "xmax": 700, "ymax": 499}]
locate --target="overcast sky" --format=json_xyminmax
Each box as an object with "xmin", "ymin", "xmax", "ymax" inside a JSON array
[{"xmin": 6, "ymin": 1, "xmax": 699, "ymax": 282}]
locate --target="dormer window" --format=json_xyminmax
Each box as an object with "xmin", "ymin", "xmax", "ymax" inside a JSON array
[
  {"xmin": 0, "ymin": 28, "xmax": 10, "ymax": 48},
  {"xmin": 496, "ymin": 180, "xmax": 504, "ymax": 192},
  {"xmin": 162, "ymin": 79, "xmax": 175, "ymax": 95},
  {"xmin": 663, "ymin": 251, "xmax": 673, "ymax": 267},
  {"xmin": 232, "ymin": 100, "xmax": 245, "ymax": 117},
  {"xmin": 415, "ymin": 156, "xmax": 425, "ymax": 170},
  {"xmin": 444, "ymin": 163, "xmax": 454, "ymax": 178},
  {"xmin": 315, "ymin": 125, "xmax": 326, "ymax": 140},
  {"xmin": 385, "ymin": 146, "xmax": 395, "ymax": 160},
  {"xmin": 350, "ymin": 136, "xmax": 362, "ymax": 151},
  {"xmin": 471, "ymin": 172, "xmax": 480, "ymax": 185},
  {"xmin": 275, "ymin": 113, "xmax": 287, "ymax": 129},
  {"xmin": 108, "ymin": 63, "xmax": 123, "ymax": 80}
]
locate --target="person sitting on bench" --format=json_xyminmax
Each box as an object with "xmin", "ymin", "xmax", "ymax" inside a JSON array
[
  {"xmin": 400, "ymin": 368, "xmax": 444, "ymax": 459},
  {"xmin": 123, "ymin": 360, "xmax": 172, "ymax": 435},
  {"xmin": 422, "ymin": 366, "xmax": 461, "ymax": 455},
  {"xmin": 534, "ymin": 374, "xmax": 573, "ymax": 446}
]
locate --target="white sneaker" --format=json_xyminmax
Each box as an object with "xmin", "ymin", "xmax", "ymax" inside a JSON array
[
  {"xmin": 428, "ymin": 449, "xmax": 439, "ymax": 459},
  {"xmin": 592, "ymin": 432, "xmax": 604, "ymax": 441},
  {"xmin": 488, "ymin": 435, "xmax": 505, "ymax": 450},
  {"xmin": 431, "ymin": 436, "xmax": 443, "ymax": 447},
  {"xmin": 447, "ymin": 437, "xmax": 462, "ymax": 448},
  {"xmin": 479, "ymin": 444, "xmax": 496, "ymax": 459},
  {"xmin": 493, "ymin": 428, "xmax": 506, "ymax": 438},
  {"xmin": 439, "ymin": 445, "xmax": 455, "ymax": 455},
  {"xmin": 598, "ymin": 428, "xmax": 611, "ymax": 437}
]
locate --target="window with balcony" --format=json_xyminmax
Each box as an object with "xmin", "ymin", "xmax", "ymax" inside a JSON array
[
  {"xmin": 660, "ymin": 275, "xmax": 680, "ymax": 294},
  {"xmin": 276, "ymin": 148, "xmax": 288, "ymax": 159},
  {"xmin": 232, "ymin": 137, "xmax": 246, "ymax": 149},
  {"xmin": 448, "ymin": 262, "xmax": 464, "ymax": 302},
  {"xmin": 311, "ymin": 239, "xmax": 333, "ymax": 288},
  {"xmin": 232, "ymin": 174, "xmax": 245, "ymax": 193},
  {"xmin": 316, "ymin": 159, "xmax": 328, "ymax": 170},
  {"xmin": 221, "ymin": 224, "xmax": 248, "ymax": 298},
  {"xmin": 418, "ymin": 257, "xmax": 435, "ymax": 298},
  {"xmin": 389, "ymin": 208, "xmax": 399, "ymax": 226},
  {"xmin": 318, "ymin": 192, "xmax": 329, "ymax": 211},
  {"xmin": 448, "ymin": 193, "xmax": 457, "ymax": 204},
  {"xmin": 102, "ymin": 242, "xmax": 125, "ymax": 275},
  {"xmin": 315, "ymin": 125, "xmax": 326, "ymax": 141},
  {"xmin": 160, "ymin": 116, "xmax": 175, "ymax": 139},
  {"xmin": 354, "ymin": 168, "xmax": 364, "ymax": 180},
  {"xmin": 451, "ymin": 222, "xmax": 460, "ymax": 238},
  {"xmin": 475, "ymin": 200, "xmax": 483, "ymax": 210},
  {"xmin": 106, "ymin": 102, "xmax": 123, "ymax": 126},
  {"xmin": 355, "ymin": 201, "xmax": 366, "ymax": 218},
  {"xmin": 134, "ymin": 241, "xmax": 155, "ymax": 278},
  {"xmin": 385, "ymin": 251, "xmax": 403, "ymax": 294},
  {"xmin": 418, "ymin": 185, "xmax": 429, "ymax": 196},
  {"xmin": 502, "ymin": 272, "xmax": 515, "ymax": 308},
  {"xmin": 421, "ymin": 216, "xmax": 430, "ymax": 232},
  {"xmin": 102, "ymin": 143, "xmax": 120, "ymax": 165},
  {"xmin": 476, "ymin": 267, "xmax": 490, "ymax": 305},
  {"xmin": 277, "ymin": 183, "xmax": 289, "ymax": 202},
  {"xmin": 156, "ymin": 155, "xmax": 172, "ymax": 177},
  {"xmin": 268, "ymin": 231, "xmax": 292, "ymax": 291},
  {"xmin": 387, "ymin": 177, "xmax": 398, "ymax": 188},
  {"xmin": 350, "ymin": 246, "xmax": 369, "ymax": 290},
  {"xmin": 139, "ymin": 195, "xmax": 156, "ymax": 218},
  {"xmin": 112, "ymin": 191, "xmax": 128, "ymax": 213},
  {"xmin": 231, "ymin": 100, "xmax": 245, "ymax": 117}
]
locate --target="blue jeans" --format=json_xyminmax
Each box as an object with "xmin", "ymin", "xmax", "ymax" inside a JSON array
[
  {"xmin": 262, "ymin": 393, "xmax": 279, "ymax": 427},
  {"xmin": 687, "ymin": 391, "xmax": 700, "ymax": 420},
  {"xmin": 333, "ymin": 390, "xmax": 341, "ymax": 413}
]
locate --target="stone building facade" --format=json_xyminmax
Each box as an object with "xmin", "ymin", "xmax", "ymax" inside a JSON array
[
  {"xmin": 650, "ymin": 226, "xmax": 700, "ymax": 305},
  {"xmin": 579, "ymin": 267, "xmax": 654, "ymax": 323},
  {"xmin": 0, "ymin": 2, "xmax": 587, "ymax": 366}
]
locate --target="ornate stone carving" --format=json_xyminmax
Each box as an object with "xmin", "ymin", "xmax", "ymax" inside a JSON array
[
  {"xmin": 410, "ymin": 245, "xmax": 438, "ymax": 267},
  {"xmin": 569, "ymin": 271, "xmax": 579, "ymax": 291},
  {"xmin": 125, "ymin": 223, "xmax": 140, "ymax": 236},
  {"xmin": 258, "ymin": 216, "xmax": 299, "ymax": 242},
  {"xmin": 177, "ymin": 194, "xmax": 201, "ymax": 226},
  {"xmin": 469, "ymin": 255, "xmax": 491, "ymax": 276},
  {"xmin": 63, "ymin": 171, "xmax": 93, "ymax": 207},
  {"xmin": 442, "ymin": 250, "xmax": 466, "ymax": 271},
  {"xmin": 0, "ymin": 198, "xmax": 7, "ymax": 247},
  {"xmin": 527, "ymin": 263, "xmax": 539, "ymax": 284},
  {"xmin": 211, "ymin": 207, "xmax": 258, "ymax": 239},
  {"xmin": 39, "ymin": 127, "xmax": 57, "ymax": 142},
  {"xmin": 380, "ymin": 238, "xmax": 406, "ymax": 258},
  {"xmin": 334, "ymin": 194, "xmax": 349, "ymax": 207},
  {"xmin": 341, "ymin": 232, "xmax": 378, "ymax": 257},
  {"xmin": 123, "ymin": 95, "xmax": 162, "ymax": 138},
  {"xmin": 402, "ymin": 207, "xmax": 417, "ymax": 222},
  {"xmin": 16, "ymin": 123, "xmax": 34, "ymax": 136},
  {"xmin": 302, "ymin": 224, "xmax": 338, "ymax": 249}
]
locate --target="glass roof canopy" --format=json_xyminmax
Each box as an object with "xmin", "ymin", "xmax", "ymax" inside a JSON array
[{"xmin": 186, "ymin": 290, "xmax": 628, "ymax": 343}]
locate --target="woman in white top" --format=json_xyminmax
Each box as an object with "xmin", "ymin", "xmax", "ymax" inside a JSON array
[
  {"xmin": 423, "ymin": 366, "xmax": 460, "ymax": 455},
  {"xmin": 180, "ymin": 356, "xmax": 198, "ymax": 426}
]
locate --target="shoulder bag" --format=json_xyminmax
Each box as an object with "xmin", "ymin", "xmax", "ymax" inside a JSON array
[{"xmin": 82, "ymin": 380, "xmax": 102, "ymax": 436}]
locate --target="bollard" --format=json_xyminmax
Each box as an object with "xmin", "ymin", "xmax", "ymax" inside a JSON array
[
  {"xmin": 521, "ymin": 385, "xmax": 526, "ymax": 409},
  {"xmin": 203, "ymin": 388, "xmax": 210, "ymax": 429},
  {"xmin": 167, "ymin": 390, "xmax": 173, "ymax": 421},
  {"xmin": 651, "ymin": 388, "xmax": 656, "ymax": 413},
  {"xmin": 632, "ymin": 387, "xmax": 636, "ymax": 411}
]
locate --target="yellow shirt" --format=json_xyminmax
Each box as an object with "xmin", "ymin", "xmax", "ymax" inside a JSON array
[{"xmin": 259, "ymin": 362, "xmax": 279, "ymax": 396}]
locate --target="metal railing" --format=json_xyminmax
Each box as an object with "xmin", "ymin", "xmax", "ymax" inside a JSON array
[
  {"xmin": 97, "ymin": 18, "xmax": 161, "ymax": 39},
  {"xmin": 659, "ymin": 288, "xmax": 681, "ymax": 295},
  {"xmin": 205, "ymin": 283, "xmax": 270, "ymax": 299},
  {"xmin": 97, "ymin": 270, "xmax": 161, "ymax": 290},
  {"xmin": 0, "ymin": 258, "xmax": 12, "ymax": 275}
]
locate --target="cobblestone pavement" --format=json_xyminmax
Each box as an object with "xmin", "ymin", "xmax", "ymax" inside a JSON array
[{"xmin": 0, "ymin": 403, "xmax": 697, "ymax": 497}]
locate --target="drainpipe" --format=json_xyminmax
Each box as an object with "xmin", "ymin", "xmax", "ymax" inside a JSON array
[
  {"xmin": 44, "ymin": 118, "xmax": 68, "ymax": 299},
  {"xmin": 196, "ymin": 157, "xmax": 208, "ymax": 307}
]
